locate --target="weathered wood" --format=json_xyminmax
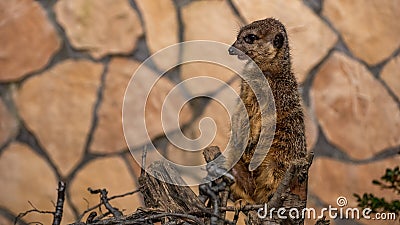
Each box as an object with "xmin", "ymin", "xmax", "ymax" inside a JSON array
[
  {"xmin": 202, "ymin": 146, "xmax": 222, "ymax": 163},
  {"xmin": 138, "ymin": 161, "xmax": 204, "ymax": 215}
]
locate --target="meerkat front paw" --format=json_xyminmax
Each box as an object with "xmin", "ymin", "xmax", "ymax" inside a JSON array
[{"xmin": 293, "ymin": 158, "xmax": 309, "ymax": 183}]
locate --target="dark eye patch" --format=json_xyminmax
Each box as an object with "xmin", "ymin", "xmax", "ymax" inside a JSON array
[
  {"xmin": 273, "ymin": 33, "xmax": 284, "ymax": 49},
  {"xmin": 243, "ymin": 34, "xmax": 259, "ymax": 44}
]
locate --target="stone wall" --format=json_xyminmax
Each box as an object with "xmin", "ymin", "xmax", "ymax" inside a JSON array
[{"xmin": 0, "ymin": 0, "xmax": 399, "ymax": 225}]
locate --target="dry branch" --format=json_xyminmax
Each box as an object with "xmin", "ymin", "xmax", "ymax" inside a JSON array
[
  {"xmin": 138, "ymin": 161, "xmax": 204, "ymax": 214},
  {"xmin": 25, "ymin": 146, "xmax": 320, "ymax": 225},
  {"xmin": 52, "ymin": 181, "xmax": 66, "ymax": 225}
]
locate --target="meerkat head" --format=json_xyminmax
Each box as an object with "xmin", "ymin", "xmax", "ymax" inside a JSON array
[{"xmin": 228, "ymin": 18, "xmax": 290, "ymax": 74}]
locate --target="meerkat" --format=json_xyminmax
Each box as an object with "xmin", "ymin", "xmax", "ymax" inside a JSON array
[{"xmin": 226, "ymin": 18, "xmax": 307, "ymax": 205}]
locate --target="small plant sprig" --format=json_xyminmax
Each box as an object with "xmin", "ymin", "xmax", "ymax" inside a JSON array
[{"xmin": 354, "ymin": 166, "xmax": 400, "ymax": 214}]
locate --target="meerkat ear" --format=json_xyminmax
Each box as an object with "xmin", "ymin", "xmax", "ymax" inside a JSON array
[{"xmin": 273, "ymin": 33, "xmax": 284, "ymax": 49}]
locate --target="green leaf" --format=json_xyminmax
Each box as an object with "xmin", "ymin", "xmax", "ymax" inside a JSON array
[{"xmin": 372, "ymin": 180, "xmax": 381, "ymax": 185}]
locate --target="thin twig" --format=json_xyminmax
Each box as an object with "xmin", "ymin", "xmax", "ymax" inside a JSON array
[
  {"xmin": 86, "ymin": 211, "xmax": 97, "ymax": 223},
  {"xmin": 14, "ymin": 201, "xmax": 54, "ymax": 225},
  {"xmin": 178, "ymin": 195, "xmax": 235, "ymax": 225},
  {"xmin": 52, "ymin": 181, "xmax": 66, "ymax": 225},
  {"xmin": 88, "ymin": 188, "xmax": 122, "ymax": 218},
  {"xmin": 77, "ymin": 189, "xmax": 140, "ymax": 222},
  {"xmin": 141, "ymin": 145, "xmax": 148, "ymax": 177},
  {"xmin": 232, "ymin": 209, "xmax": 239, "ymax": 225},
  {"xmin": 105, "ymin": 189, "xmax": 142, "ymax": 202}
]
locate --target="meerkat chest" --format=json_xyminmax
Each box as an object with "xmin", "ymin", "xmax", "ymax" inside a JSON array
[{"xmin": 240, "ymin": 90, "xmax": 263, "ymax": 160}]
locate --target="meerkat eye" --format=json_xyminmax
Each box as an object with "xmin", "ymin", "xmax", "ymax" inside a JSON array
[
  {"xmin": 273, "ymin": 33, "xmax": 284, "ymax": 49},
  {"xmin": 243, "ymin": 34, "xmax": 259, "ymax": 44}
]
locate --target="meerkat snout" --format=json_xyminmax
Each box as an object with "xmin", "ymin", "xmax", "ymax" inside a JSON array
[
  {"xmin": 228, "ymin": 46, "xmax": 238, "ymax": 55},
  {"xmin": 227, "ymin": 19, "xmax": 291, "ymax": 74}
]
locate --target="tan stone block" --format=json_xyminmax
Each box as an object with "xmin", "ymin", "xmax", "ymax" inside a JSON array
[
  {"xmin": 0, "ymin": 143, "xmax": 74, "ymax": 224},
  {"xmin": 310, "ymin": 52, "xmax": 400, "ymax": 159},
  {"xmin": 303, "ymin": 102, "xmax": 318, "ymax": 152},
  {"xmin": 92, "ymin": 57, "xmax": 192, "ymax": 153},
  {"xmin": 165, "ymin": 130, "xmax": 206, "ymax": 168},
  {"xmin": 182, "ymin": 1, "xmax": 239, "ymax": 44},
  {"xmin": 69, "ymin": 156, "xmax": 142, "ymax": 219},
  {"xmin": 0, "ymin": 214, "xmax": 13, "ymax": 225},
  {"xmin": 91, "ymin": 58, "xmax": 140, "ymax": 153},
  {"xmin": 157, "ymin": 80, "xmax": 238, "ymax": 186},
  {"xmin": 309, "ymin": 156, "xmax": 400, "ymax": 209},
  {"xmin": 165, "ymin": 78, "xmax": 241, "ymax": 167},
  {"xmin": 163, "ymin": 78, "xmax": 245, "ymax": 185},
  {"xmin": 181, "ymin": 0, "xmax": 239, "ymax": 94},
  {"xmin": 125, "ymin": 152, "xmax": 141, "ymax": 179},
  {"xmin": 15, "ymin": 59, "xmax": 103, "ymax": 175},
  {"xmin": 0, "ymin": 0, "xmax": 61, "ymax": 81},
  {"xmin": 180, "ymin": 62, "xmax": 237, "ymax": 96},
  {"xmin": 323, "ymin": 0, "xmax": 400, "ymax": 65},
  {"xmin": 232, "ymin": 0, "xmax": 337, "ymax": 82},
  {"xmin": 200, "ymin": 99, "xmax": 233, "ymax": 152},
  {"xmin": 136, "ymin": 0, "xmax": 179, "ymax": 70},
  {"xmin": 381, "ymin": 55, "xmax": 400, "ymax": 99},
  {"xmin": 0, "ymin": 98, "xmax": 18, "ymax": 147},
  {"xmin": 54, "ymin": 0, "xmax": 142, "ymax": 59}
]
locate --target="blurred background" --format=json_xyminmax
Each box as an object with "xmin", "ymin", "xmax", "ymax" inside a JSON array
[{"xmin": 0, "ymin": 0, "xmax": 399, "ymax": 224}]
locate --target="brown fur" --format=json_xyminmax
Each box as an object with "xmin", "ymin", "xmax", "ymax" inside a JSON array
[{"xmin": 226, "ymin": 18, "xmax": 307, "ymax": 204}]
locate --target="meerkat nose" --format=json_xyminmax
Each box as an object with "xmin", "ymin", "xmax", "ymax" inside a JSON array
[{"xmin": 228, "ymin": 46, "xmax": 238, "ymax": 55}]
